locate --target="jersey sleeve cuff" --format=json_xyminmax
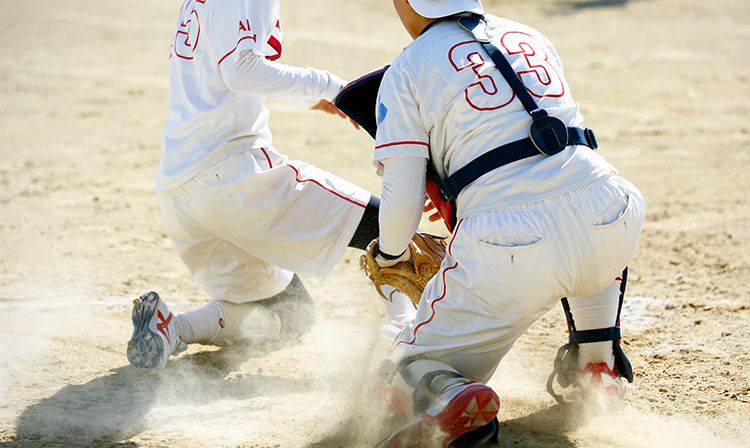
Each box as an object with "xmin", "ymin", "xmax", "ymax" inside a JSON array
[{"xmin": 372, "ymin": 141, "xmax": 430, "ymax": 162}]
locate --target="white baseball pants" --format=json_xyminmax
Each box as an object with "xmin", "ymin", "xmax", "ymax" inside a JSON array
[
  {"xmin": 391, "ymin": 174, "xmax": 645, "ymax": 382},
  {"xmin": 159, "ymin": 146, "xmax": 370, "ymax": 303}
]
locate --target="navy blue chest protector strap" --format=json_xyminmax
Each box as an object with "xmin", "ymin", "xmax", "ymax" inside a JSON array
[{"xmin": 434, "ymin": 15, "xmax": 598, "ymax": 203}]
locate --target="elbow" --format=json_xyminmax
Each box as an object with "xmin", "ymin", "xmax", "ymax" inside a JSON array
[{"xmin": 221, "ymin": 52, "xmax": 263, "ymax": 92}]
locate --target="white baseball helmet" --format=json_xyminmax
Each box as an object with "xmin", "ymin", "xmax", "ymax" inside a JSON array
[{"xmin": 407, "ymin": 0, "xmax": 484, "ymax": 19}]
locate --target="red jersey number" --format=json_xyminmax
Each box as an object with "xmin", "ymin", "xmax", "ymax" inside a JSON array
[
  {"xmin": 500, "ymin": 31, "xmax": 565, "ymax": 98},
  {"xmin": 448, "ymin": 41, "xmax": 515, "ymax": 111},
  {"xmin": 448, "ymin": 31, "xmax": 564, "ymax": 111},
  {"xmin": 173, "ymin": 0, "xmax": 204, "ymax": 60}
]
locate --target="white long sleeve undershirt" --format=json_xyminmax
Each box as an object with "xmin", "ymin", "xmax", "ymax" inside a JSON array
[
  {"xmin": 220, "ymin": 51, "xmax": 345, "ymax": 105},
  {"xmin": 379, "ymin": 157, "xmax": 427, "ymax": 257}
]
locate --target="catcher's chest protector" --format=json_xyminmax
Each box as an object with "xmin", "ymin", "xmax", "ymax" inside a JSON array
[{"xmin": 425, "ymin": 167, "xmax": 458, "ymax": 231}]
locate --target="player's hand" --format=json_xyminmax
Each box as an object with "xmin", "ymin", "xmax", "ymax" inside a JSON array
[
  {"xmin": 424, "ymin": 198, "xmax": 442, "ymax": 222},
  {"xmin": 311, "ymin": 99, "xmax": 360, "ymax": 130}
]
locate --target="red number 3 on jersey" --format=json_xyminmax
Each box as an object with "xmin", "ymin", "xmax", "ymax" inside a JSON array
[
  {"xmin": 500, "ymin": 31, "xmax": 565, "ymax": 98},
  {"xmin": 173, "ymin": 0, "xmax": 205, "ymax": 60},
  {"xmin": 448, "ymin": 30, "xmax": 565, "ymax": 111}
]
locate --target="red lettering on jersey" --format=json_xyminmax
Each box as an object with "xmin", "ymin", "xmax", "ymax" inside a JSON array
[
  {"xmin": 447, "ymin": 30, "xmax": 566, "ymax": 111},
  {"xmin": 173, "ymin": 1, "xmax": 202, "ymax": 60},
  {"xmin": 266, "ymin": 35, "xmax": 282, "ymax": 61},
  {"xmin": 238, "ymin": 19, "xmax": 257, "ymax": 42},
  {"xmin": 448, "ymin": 41, "xmax": 514, "ymax": 111},
  {"xmin": 181, "ymin": 0, "xmax": 204, "ymax": 14},
  {"xmin": 500, "ymin": 31, "xmax": 564, "ymax": 98}
]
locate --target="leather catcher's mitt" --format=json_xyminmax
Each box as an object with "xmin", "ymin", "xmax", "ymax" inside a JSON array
[{"xmin": 359, "ymin": 233, "xmax": 448, "ymax": 307}]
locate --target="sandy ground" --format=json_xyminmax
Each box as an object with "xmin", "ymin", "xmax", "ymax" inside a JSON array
[{"xmin": 1, "ymin": 0, "xmax": 749, "ymax": 446}]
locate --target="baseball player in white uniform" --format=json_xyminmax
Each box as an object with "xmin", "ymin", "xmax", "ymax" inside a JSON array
[
  {"xmin": 368, "ymin": 0, "xmax": 646, "ymax": 445},
  {"xmin": 126, "ymin": 0, "xmax": 417, "ymax": 368}
]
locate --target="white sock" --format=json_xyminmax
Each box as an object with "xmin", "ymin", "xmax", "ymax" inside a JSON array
[
  {"xmin": 173, "ymin": 301, "xmax": 225, "ymax": 345},
  {"xmin": 213, "ymin": 300, "xmax": 281, "ymax": 345},
  {"xmin": 567, "ymin": 278, "xmax": 623, "ymax": 369},
  {"xmin": 174, "ymin": 300, "xmax": 285, "ymax": 346}
]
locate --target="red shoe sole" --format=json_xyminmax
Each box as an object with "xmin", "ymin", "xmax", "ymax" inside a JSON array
[{"xmin": 381, "ymin": 383, "xmax": 500, "ymax": 448}]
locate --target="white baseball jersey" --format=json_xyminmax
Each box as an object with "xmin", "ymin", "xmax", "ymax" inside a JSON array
[
  {"xmin": 158, "ymin": 0, "xmax": 344, "ymax": 191},
  {"xmin": 374, "ymin": 15, "xmax": 616, "ymax": 217}
]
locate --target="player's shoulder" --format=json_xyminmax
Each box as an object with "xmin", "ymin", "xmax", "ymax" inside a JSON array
[
  {"xmin": 485, "ymin": 14, "xmax": 556, "ymax": 46},
  {"xmin": 394, "ymin": 21, "xmax": 465, "ymax": 73},
  {"xmin": 485, "ymin": 14, "xmax": 538, "ymax": 32},
  {"xmin": 387, "ymin": 41, "xmax": 422, "ymax": 81}
]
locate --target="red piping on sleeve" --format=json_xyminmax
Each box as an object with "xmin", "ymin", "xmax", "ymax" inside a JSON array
[
  {"xmin": 218, "ymin": 34, "xmax": 258, "ymax": 65},
  {"xmin": 375, "ymin": 141, "xmax": 429, "ymax": 150}
]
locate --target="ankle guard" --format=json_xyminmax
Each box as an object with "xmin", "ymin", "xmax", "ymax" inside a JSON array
[{"xmin": 546, "ymin": 268, "xmax": 634, "ymax": 404}]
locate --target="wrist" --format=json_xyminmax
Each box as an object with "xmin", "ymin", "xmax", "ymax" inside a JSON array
[
  {"xmin": 375, "ymin": 244, "xmax": 411, "ymax": 268},
  {"xmin": 321, "ymin": 73, "xmax": 346, "ymax": 102}
]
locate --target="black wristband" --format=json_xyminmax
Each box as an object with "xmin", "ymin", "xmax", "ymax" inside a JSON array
[{"xmin": 376, "ymin": 244, "xmax": 407, "ymax": 261}]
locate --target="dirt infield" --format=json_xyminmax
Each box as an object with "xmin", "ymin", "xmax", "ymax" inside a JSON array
[{"xmin": 1, "ymin": 0, "xmax": 748, "ymax": 446}]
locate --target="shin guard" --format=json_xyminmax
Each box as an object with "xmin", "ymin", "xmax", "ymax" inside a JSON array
[{"xmin": 546, "ymin": 268, "xmax": 634, "ymax": 404}]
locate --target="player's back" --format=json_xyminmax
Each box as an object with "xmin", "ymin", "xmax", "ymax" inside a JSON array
[
  {"xmin": 397, "ymin": 15, "xmax": 615, "ymax": 215},
  {"xmin": 158, "ymin": 0, "xmax": 280, "ymax": 192}
]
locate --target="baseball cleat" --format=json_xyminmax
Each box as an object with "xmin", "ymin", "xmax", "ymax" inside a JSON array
[
  {"xmin": 127, "ymin": 291, "xmax": 187, "ymax": 368},
  {"xmin": 579, "ymin": 362, "xmax": 626, "ymax": 401},
  {"xmin": 377, "ymin": 381, "xmax": 500, "ymax": 448}
]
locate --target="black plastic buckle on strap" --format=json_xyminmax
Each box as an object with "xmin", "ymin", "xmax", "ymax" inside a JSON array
[{"xmin": 529, "ymin": 108, "xmax": 568, "ymax": 156}]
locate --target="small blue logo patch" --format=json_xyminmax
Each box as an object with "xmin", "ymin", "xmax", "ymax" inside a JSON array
[{"xmin": 377, "ymin": 102, "xmax": 388, "ymax": 126}]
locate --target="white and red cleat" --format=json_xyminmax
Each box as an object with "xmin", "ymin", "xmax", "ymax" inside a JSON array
[
  {"xmin": 127, "ymin": 291, "xmax": 187, "ymax": 368},
  {"xmin": 378, "ymin": 380, "xmax": 500, "ymax": 448}
]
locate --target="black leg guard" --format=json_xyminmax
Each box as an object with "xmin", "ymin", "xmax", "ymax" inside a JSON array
[
  {"xmin": 546, "ymin": 268, "xmax": 633, "ymax": 404},
  {"xmin": 613, "ymin": 268, "xmax": 634, "ymax": 383},
  {"xmin": 255, "ymin": 274, "xmax": 315, "ymax": 342},
  {"xmin": 348, "ymin": 195, "xmax": 380, "ymax": 251}
]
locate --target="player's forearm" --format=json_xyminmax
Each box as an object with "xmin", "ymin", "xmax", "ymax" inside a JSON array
[
  {"xmin": 221, "ymin": 52, "xmax": 344, "ymax": 103},
  {"xmin": 378, "ymin": 157, "xmax": 427, "ymax": 256}
]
